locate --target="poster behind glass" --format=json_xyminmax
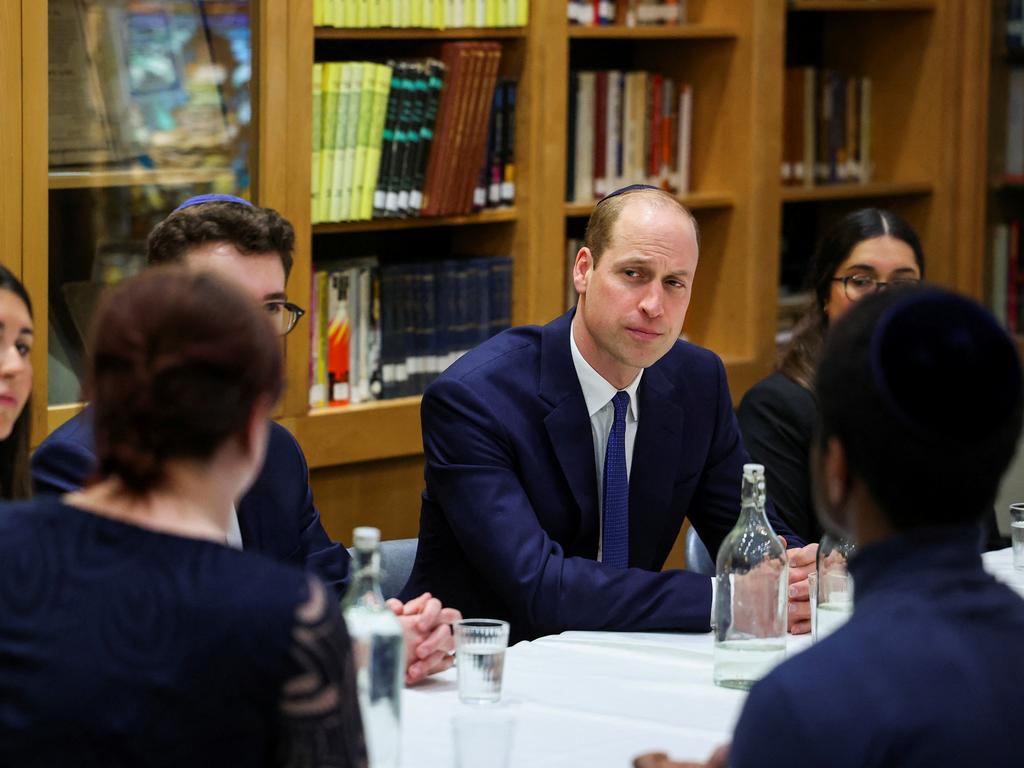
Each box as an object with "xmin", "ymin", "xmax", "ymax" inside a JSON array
[{"xmin": 48, "ymin": 0, "xmax": 253, "ymax": 404}]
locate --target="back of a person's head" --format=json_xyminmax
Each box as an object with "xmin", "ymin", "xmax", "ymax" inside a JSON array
[
  {"xmin": 147, "ymin": 197, "xmax": 295, "ymax": 277},
  {"xmin": 87, "ymin": 267, "xmax": 283, "ymax": 493},
  {"xmin": 816, "ymin": 286, "xmax": 1023, "ymax": 529}
]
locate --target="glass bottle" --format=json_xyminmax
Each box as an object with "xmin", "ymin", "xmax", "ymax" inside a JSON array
[
  {"xmin": 814, "ymin": 532, "xmax": 856, "ymax": 641},
  {"xmin": 713, "ymin": 464, "xmax": 788, "ymax": 690},
  {"xmin": 342, "ymin": 527, "xmax": 405, "ymax": 768}
]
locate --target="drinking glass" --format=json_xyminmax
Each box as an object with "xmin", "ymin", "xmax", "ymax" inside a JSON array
[
  {"xmin": 807, "ymin": 571, "xmax": 818, "ymax": 642},
  {"xmin": 451, "ymin": 707, "xmax": 514, "ymax": 768},
  {"xmin": 454, "ymin": 619, "xmax": 510, "ymax": 704},
  {"xmin": 1011, "ymin": 503, "xmax": 1024, "ymax": 571}
]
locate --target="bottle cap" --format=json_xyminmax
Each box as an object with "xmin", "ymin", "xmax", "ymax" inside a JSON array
[{"xmin": 353, "ymin": 526, "xmax": 381, "ymax": 551}]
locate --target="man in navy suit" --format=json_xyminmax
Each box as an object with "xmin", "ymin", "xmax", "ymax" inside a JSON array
[
  {"xmin": 637, "ymin": 288, "xmax": 1024, "ymax": 768},
  {"xmin": 402, "ymin": 185, "xmax": 813, "ymax": 641},
  {"xmin": 32, "ymin": 195, "xmax": 458, "ymax": 684}
]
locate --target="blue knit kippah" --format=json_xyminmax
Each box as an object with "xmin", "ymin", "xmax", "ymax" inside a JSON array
[
  {"xmin": 597, "ymin": 184, "xmax": 661, "ymax": 204},
  {"xmin": 173, "ymin": 194, "xmax": 253, "ymax": 212},
  {"xmin": 869, "ymin": 289, "xmax": 1021, "ymax": 443}
]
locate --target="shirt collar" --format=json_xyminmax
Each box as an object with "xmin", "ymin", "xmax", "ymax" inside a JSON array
[{"xmin": 570, "ymin": 317, "xmax": 642, "ymax": 421}]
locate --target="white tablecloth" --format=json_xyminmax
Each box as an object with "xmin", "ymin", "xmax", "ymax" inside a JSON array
[{"xmin": 400, "ymin": 548, "xmax": 1023, "ymax": 768}]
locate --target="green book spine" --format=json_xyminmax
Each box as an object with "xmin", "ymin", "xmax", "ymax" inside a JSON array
[
  {"xmin": 351, "ymin": 63, "xmax": 376, "ymax": 220},
  {"xmin": 311, "ymin": 63, "xmax": 324, "ymax": 224},
  {"xmin": 362, "ymin": 63, "xmax": 393, "ymax": 220},
  {"xmin": 335, "ymin": 62, "xmax": 359, "ymax": 221},
  {"xmin": 319, "ymin": 62, "xmax": 343, "ymax": 224}
]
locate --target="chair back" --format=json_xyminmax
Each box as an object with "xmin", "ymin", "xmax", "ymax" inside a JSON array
[
  {"xmin": 685, "ymin": 526, "xmax": 715, "ymax": 576},
  {"xmin": 346, "ymin": 537, "xmax": 419, "ymax": 600}
]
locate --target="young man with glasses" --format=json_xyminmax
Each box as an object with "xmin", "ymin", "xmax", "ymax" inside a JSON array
[{"xmin": 32, "ymin": 195, "xmax": 459, "ymax": 684}]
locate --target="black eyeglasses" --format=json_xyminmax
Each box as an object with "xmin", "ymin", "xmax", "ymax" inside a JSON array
[
  {"xmin": 263, "ymin": 300, "xmax": 305, "ymax": 336},
  {"xmin": 832, "ymin": 275, "xmax": 921, "ymax": 301}
]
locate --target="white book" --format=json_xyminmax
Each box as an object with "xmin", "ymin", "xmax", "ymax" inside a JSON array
[
  {"xmin": 993, "ymin": 223, "xmax": 1010, "ymax": 326},
  {"xmin": 574, "ymin": 71, "xmax": 596, "ymax": 202},
  {"xmin": 676, "ymin": 84, "xmax": 692, "ymax": 194}
]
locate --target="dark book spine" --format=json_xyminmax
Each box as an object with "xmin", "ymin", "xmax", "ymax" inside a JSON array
[
  {"xmin": 374, "ymin": 61, "xmax": 402, "ymax": 218},
  {"xmin": 397, "ymin": 64, "xmax": 429, "ymax": 216},
  {"xmin": 567, "ymin": 71, "xmax": 578, "ymax": 202},
  {"xmin": 501, "ymin": 79, "xmax": 516, "ymax": 205}
]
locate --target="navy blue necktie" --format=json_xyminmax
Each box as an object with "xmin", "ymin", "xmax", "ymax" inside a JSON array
[{"xmin": 602, "ymin": 391, "xmax": 630, "ymax": 568}]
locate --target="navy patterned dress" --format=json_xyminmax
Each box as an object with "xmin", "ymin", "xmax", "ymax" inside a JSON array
[{"xmin": 0, "ymin": 496, "xmax": 366, "ymax": 767}]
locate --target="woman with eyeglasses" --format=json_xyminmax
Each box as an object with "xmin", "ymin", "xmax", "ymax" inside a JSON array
[
  {"xmin": 0, "ymin": 264, "xmax": 34, "ymax": 501},
  {"xmin": 736, "ymin": 208, "xmax": 924, "ymax": 543},
  {"xmin": 0, "ymin": 267, "xmax": 365, "ymax": 767}
]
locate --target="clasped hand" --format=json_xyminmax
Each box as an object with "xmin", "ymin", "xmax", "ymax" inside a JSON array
[{"xmin": 386, "ymin": 592, "xmax": 463, "ymax": 685}]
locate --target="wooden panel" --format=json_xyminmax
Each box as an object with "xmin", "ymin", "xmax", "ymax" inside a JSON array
[
  {"xmin": 311, "ymin": 455, "xmax": 426, "ymax": 543},
  {"xmin": 278, "ymin": 396, "xmax": 423, "ymax": 468},
  {"xmin": 0, "ymin": 1, "xmax": 21, "ymax": 279},
  {"xmin": 314, "ymin": 208, "xmax": 517, "ymax": 234},
  {"xmin": 22, "ymin": 0, "xmax": 48, "ymax": 446},
  {"xmin": 790, "ymin": 0, "xmax": 935, "ymax": 10},
  {"xmin": 316, "ymin": 27, "xmax": 527, "ymax": 40},
  {"xmin": 780, "ymin": 180, "xmax": 933, "ymax": 202},
  {"xmin": 568, "ymin": 25, "xmax": 737, "ymax": 39}
]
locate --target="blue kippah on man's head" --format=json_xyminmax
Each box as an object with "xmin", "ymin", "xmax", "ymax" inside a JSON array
[
  {"xmin": 869, "ymin": 288, "xmax": 1022, "ymax": 443},
  {"xmin": 173, "ymin": 194, "xmax": 254, "ymax": 212},
  {"xmin": 597, "ymin": 184, "xmax": 661, "ymax": 205}
]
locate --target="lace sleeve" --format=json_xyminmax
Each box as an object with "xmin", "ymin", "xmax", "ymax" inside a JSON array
[{"xmin": 276, "ymin": 576, "xmax": 367, "ymax": 768}]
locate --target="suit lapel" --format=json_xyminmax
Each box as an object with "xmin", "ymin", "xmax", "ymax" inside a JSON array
[
  {"xmin": 539, "ymin": 312, "xmax": 600, "ymax": 554},
  {"xmin": 629, "ymin": 364, "xmax": 685, "ymax": 566}
]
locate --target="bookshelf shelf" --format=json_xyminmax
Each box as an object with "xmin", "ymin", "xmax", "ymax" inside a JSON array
[
  {"xmin": 780, "ymin": 181, "xmax": 933, "ymax": 203},
  {"xmin": 277, "ymin": 396, "xmax": 423, "ymax": 469},
  {"xmin": 314, "ymin": 26, "xmax": 527, "ymax": 40},
  {"xmin": 787, "ymin": 0, "xmax": 935, "ymax": 11},
  {"xmin": 312, "ymin": 208, "xmax": 517, "ymax": 234},
  {"xmin": 48, "ymin": 167, "xmax": 235, "ymax": 190},
  {"xmin": 567, "ymin": 24, "xmax": 737, "ymax": 40},
  {"xmin": 564, "ymin": 191, "xmax": 735, "ymax": 218}
]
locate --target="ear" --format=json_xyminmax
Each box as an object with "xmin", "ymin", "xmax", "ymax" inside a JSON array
[
  {"xmin": 822, "ymin": 435, "xmax": 849, "ymax": 509},
  {"xmin": 572, "ymin": 247, "xmax": 594, "ymax": 296}
]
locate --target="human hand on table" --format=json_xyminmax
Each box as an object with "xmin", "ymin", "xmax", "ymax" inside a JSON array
[
  {"xmin": 634, "ymin": 744, "xmax": 729, "ymax": 768},
  {"xmin": 387, "ymin": 592, "xmax": 462, "ymax": 685},
  {"xmin": 782, "ymin": 540, "xmax": 818, "ymax": 635}
]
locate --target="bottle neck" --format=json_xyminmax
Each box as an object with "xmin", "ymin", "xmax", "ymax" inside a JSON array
[
  {"xmin": 737, "ymin": 473, "xmax": 769, "ymax": 527},
  {"xmin": 344, "ymin": 547, "xmax": 386, "ymax": 608}
]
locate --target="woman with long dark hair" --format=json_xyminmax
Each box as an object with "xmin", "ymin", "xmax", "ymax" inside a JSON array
[
  {"xmin": 0, "ymin": 264, "xmax": 34, "ymax": 500},
  {"xmin": 737, "ymin": 208, "xmax": 924, "ymax": 542}
]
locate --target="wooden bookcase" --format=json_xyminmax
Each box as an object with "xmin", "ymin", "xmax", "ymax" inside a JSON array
[{"xmin": 0, "ymin": 0, "xmax": 988, "ymax": 544}]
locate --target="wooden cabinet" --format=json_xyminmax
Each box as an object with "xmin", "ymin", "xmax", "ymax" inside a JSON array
[{"xmin": 0, "ymin": 0, "xmax": 988, "ymax": 543}]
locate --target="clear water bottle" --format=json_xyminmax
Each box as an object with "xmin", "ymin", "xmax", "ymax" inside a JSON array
[
  {"xmin": 342, "ymin": 527, "xmax": 405, "ymax": 768},
  {"xmin": 815, "ymin": 532, "xmax": 856, "ymax": 641},
  {"xmin": 713, "ymin": 463, "xmax": 788, "ymax": 690}
]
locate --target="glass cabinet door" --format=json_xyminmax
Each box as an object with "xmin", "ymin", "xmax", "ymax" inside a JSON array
[{"xmin": 47, "ymin": 0, "xmax": 254, "ymax": 404}]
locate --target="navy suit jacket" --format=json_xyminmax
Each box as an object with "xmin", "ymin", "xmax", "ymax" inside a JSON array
[
  {"xmin": 31, "ymin": 412, "xmax": 350, "ymax": 595},
  {"xmin": 401, "ymin": 311, "xmax": 802, "ymax": 641}
]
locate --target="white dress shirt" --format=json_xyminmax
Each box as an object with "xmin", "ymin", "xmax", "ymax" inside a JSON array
[
  {"xmin": 569, "ymin": 320, "xmax": 642, "ymax": 562},
  {"xmin": 226, "ymin": 505, "xmax": 243, "ymax": 550}
]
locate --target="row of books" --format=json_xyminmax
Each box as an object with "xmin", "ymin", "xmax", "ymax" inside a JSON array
[
  {"xmin": 782, "ymin": 67, "xmax": 873, "ymax": 187},
  {"xmin": 566, "ymin": 70, "xmax": 692, "ymax": 203},
  {"xmin": 991, "ymin": 222, "xmax": 1024, "ymax": 334},
  {"xmin": 309, "ymin": 255, "xmax": 513, "ymax": 406},
  {"xmin": 314, "ymin": 0, "xmax": 528, "ymax": 28},
  {"xmin": 567, "ymin": 0, "xmax": 687, "ymax": 26},
  {"xmin": 312, "ymin": 44, "xmax": 516, "ymax": 223},
  {"xmin": 1003, "ymin": 69, "xmax": 1024, "ymax": 181},
  {"xmin": 1007, "ymin": 0, "xmax": 1024, "ymax": 51}
]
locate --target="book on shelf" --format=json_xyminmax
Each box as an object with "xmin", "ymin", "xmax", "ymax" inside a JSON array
[
  {"xmin": 313, "ymin": 44, "xmax": 515, "ymax": 223},
  {"xmin": 309, "ymin": 254, "xmax": 513, "ymax": 406},
  {"xmin": 782, "ymin": 67, "xmax": 872, "ymax": 187},
  {"xmin": 1005, "ymin": 68, "xmax": 1024, "ymax": 182},
  {"xmin": 567, "ymin": 0, "xmax": 687, "ymax": 27},
  {"xmin": 566, "ymin": 68, "xmax": 692, "ymax": 203},
  {"xmin": 991, "ymin": 221, "xmax": 1024, "ymax": 334},
  {"xmin": 314, "ymin": 0, "xmax": 528, "ymax": 29}
]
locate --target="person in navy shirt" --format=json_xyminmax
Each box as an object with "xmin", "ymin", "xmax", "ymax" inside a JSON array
[
  {"xmin": 32, "ymin": 195, "xmax": 459, "ymax": 684},
  {"xmin": 637, "ymin": 286, "xmax": 1024, "ymax": 768}
]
